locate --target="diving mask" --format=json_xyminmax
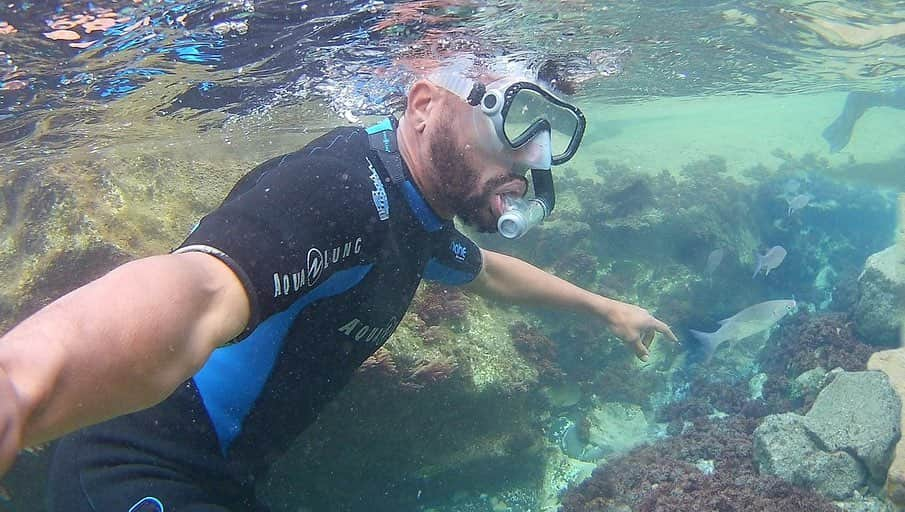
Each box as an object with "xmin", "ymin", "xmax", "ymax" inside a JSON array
[
  {"xmin": 476, "ymin": 77, "xmax": 586, "ymax": 166},
  {"xmin": 431, "ymin": 73, "xmax": 586, "ymax": 167}
]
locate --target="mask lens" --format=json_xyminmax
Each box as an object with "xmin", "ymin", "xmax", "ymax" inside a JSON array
[{"xmin": 504, "ymin": 88, "xmax": 582, "ymax": 161}]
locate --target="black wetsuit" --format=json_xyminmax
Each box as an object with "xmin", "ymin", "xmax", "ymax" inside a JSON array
[{"xmin": 47, "ymin": 118, "xmax": 483, "ymax": 512}]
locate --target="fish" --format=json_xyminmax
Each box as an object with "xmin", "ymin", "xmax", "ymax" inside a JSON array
[
  {"xmin": 787, "ymin": 193, "xmax": 812, "ymax": 215},
  {"xmin": 0, "ymin": 483, "xmax": 10, "ymax": 501},
  {"xmin": 705, "ymin": 248, "xmax": 724, "ymax": 275},
  {"xmin": 690, "ymin": 299, "xmax": 797, "ymax": 362},
  {"xmin": 753, "ymin": 245, "xmax": 787, "ymax": 277}
]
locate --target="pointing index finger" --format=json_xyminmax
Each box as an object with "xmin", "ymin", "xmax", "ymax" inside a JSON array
[{"xmin": 651, "ymin": 318, "xmax": 678, "ymax": 343}]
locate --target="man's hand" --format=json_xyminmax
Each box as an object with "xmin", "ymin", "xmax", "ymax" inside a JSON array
[
  {"xmin": 0, "ymin": 366, "xmax": 23, "ymax": 477},
  {"xmin": 597, "ymin": 300, "xmax": 678, "ymax": 361},
  {"xmin": 468, "ymin": 249, "xmax": 678, "ymax": 361}
]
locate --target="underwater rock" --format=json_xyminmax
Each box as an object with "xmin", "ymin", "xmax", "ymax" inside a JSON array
[
  {"xmin": 0, "ymin": 150, "xmax": 249, "ymax": 335},
  {"xmin": 852, "ymin": 245, "xmax": 905, "ymax": 347},
  {"xmin": 529, "ymin": 218, "xmax": 592, "ymax": 269},
  {"xmin": 537, "ymin": 451, "xmax": 596, "ymax": 511},
  {"xmin": 508, "ymin": 321, "xmax": 565, "ymax": 384},
  {"xmin": 585, "ymin": 402, "xmax": 652, "ymax": 458},
  {"xmin": 402, "ymin": 356, "xmax": 459, "ymax": 389},
  {"xmin": 755, "ymin": 412, "xmax": 866, "ymax": 499},
  {"xmin": 755, "ymin": 371, "xmax": 901, "ymax": 498},
  {"xmin": 833, "ymin": 493, "xmax": 901, "ymax": 512},
  {"xmin": 548, "ymin": 415, "xmax": 589, "ymax": 460},
  {"xmin": 868, "ymin": 348, "xmax": 905, "ymax": 506},
  {"xmin": 562, "ymin": 415, "xmax": 839, "ymax": 511},
  {"xmin": 412, "ymin": 283, "xmax": 470, "ymax": 327},
  {"xmin": 802, "ymin": 371, "xmax": 900, "ymax": 482},
  {"xmin": 541, "ymin": 381, "xmax": 582, "ymax": 409},
  {"xmin": 761, "ymin": 312, "xmax": 874, "ymax": 382},
  {"xmin": 19, "ymin": 242, "xmax": 130, "ymax": 317},
  {"xmin": 748, "ymin": 372, "xmax": 768, "ymax": 400},
  {"xmin": 658, "ymin": 371, "xmax": 772, "ymax": 424},
  {"xmin": 789, "ymin": 366, "xmax": 827, "ymax": 403}
]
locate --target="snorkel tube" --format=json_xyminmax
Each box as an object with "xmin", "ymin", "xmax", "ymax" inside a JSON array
[
  {"xmin": 498, "ymin": 168, "xmax": 555, "ymax": 239},
  {"xmin": 497, "ymin": 124, "xmax": 555, "ymax": 239}
]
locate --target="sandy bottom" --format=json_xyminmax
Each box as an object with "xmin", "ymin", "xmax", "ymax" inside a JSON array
[{"xmin": 572, "ymin": 91, "xmax": 905, "ymax": 180}]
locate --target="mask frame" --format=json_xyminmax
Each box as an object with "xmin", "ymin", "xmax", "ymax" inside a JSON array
[{"xmin": 475, "ymin": 79, "xmax": 586, "ymax": 166}]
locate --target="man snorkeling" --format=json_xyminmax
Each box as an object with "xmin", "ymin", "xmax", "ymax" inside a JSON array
[
  {"xmin": 0, "ymin": 69, "xmax": 676, "ymax": 511},
  {"xmin": 822, "ymin": 86, "xmax": 905, "ymax": 153}
]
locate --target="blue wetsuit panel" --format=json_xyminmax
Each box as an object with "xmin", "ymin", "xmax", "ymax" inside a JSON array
[{"xmin": 194, "ymin": 264, "xmax": 372, "ymax": 452}]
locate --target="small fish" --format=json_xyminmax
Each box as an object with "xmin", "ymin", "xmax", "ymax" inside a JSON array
[
  {"xmin": 753, "ymin": 245, "xmax": 787, "ymax": 278},
  {"xmin": 787, "ymin": 193, "xmax": 812, "ymax": 215},
  {"xmin": 690, "ymin": 299, "xmax": 797, "ymax": 361},
  {"xmin": 0, "ymin": 483, "xmax": 10, "ymax": 502},
  {"xmin": 705, "ymin": 248, "xmax": 724, "ymax": 275}
]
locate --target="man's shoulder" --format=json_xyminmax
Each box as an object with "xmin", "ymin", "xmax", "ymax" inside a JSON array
[
  {"xmin": 285, "ymin": 127, "xmax": 395, "ymax": 223},
  {"xmin": 278, "ymin": 126, "xmax": 371, "ymax": 172},
  {"xmin": 246, "ymin": 126, "xmax": 381, "ymax": 196},
  {"xmin": 219, "ymin": 125, "xmax": 396, "ymax": 232}
]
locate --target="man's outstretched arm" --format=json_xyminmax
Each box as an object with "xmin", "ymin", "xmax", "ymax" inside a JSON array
[
  {"xmin": 465, "ymin": 248, "xmax": 677, "ymax": 360},
  {"xmin": 0, "ymin": 252, "xmax": 250, "ymax": 475}
]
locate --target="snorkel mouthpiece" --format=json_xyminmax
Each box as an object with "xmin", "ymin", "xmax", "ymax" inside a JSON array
[
  {"xmin": 498, "ymin": 195, "xmax": 547, "ymax": 239},
  {"xmin": 498, "ymin": 168, "xmax": 556, "ymax": 239}
]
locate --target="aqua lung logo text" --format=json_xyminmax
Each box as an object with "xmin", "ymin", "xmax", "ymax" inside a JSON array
[
  {"xmin": 272, "ymin": 237, "xmax": 363, "ymax": 297},
  {"xmin": 337, "ymin": 316, "xmax": 398, "ymax": 345},
  {"xmin": 366, "ymin": 157, "xmax": 390, "ymax": 221}
]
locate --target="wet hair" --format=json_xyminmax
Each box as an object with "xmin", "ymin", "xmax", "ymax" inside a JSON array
[{"xmin": 535, "ymin": 59, "xmax": 578, "ymax": 95}]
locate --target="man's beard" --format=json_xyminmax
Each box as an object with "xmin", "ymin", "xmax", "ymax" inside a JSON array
[{"xmin": 429, "ymin": 133, "xmax": 525, "ymax": 233}]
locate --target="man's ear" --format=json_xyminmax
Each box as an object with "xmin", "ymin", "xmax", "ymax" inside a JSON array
[{"xmin": 405, "ymin": 79, "xmax": 438, "ymax": 133}]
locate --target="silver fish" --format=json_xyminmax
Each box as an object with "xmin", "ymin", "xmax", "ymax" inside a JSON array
[
  {"xmin": 705, "ymin": 248, "xmax": 724, "ymax": 275},
  {"xmin": 690, "ymin": 299, "xmax": 797, "ymax": 361},
  {"xmin": 787, "ymin": 193, "xmax": 812, "ymax": 215},
  {"xmin": 753, "ymin": 245, "xmax": 787, "ymax": 277}
]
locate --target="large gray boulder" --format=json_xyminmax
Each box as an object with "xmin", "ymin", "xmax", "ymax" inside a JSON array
[
  {"xmin": 852, "ymin": 245, "xmax": 905, "ymax": 347},
  {"xmin": 754, "ymin": 371, "xmax": 901, "ymax": 499},
  {"xmin": 804, "ymin": 371, "xmax": 901, "ymax": 481},
  {"xmin": 755, "ymin": 413, "xmax": 866, "ymax": 499}
]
